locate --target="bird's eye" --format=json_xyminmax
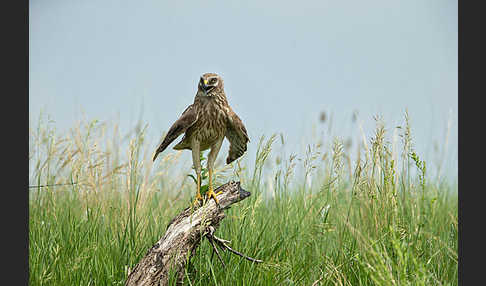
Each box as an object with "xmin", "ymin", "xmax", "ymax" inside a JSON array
[{"xmin": 209, "ymin": 78, "xmax": 218, "ymax": 85}]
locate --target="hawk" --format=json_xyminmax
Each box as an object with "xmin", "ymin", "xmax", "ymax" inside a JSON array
[{"xmin": 152, "ymin": 73, "xmax": 249, "ymax": 205}]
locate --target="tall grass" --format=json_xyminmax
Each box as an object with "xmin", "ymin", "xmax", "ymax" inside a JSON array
[{"xmin": 29, "ymin": 112, "xmax": 457, "ymax": 285}]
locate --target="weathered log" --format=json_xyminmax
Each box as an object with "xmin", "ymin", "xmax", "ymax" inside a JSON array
[{"xmin": 125, "ymin": 181, "xmax": 252, "ymax": 286}]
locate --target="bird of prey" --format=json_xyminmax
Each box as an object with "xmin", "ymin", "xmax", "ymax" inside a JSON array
[{"xmin": 152, "ymin": 73, "xmax": 249, "ymax": 205}]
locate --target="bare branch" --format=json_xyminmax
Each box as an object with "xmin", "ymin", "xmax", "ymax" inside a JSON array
[
  {"xmin": 125, "ymin": 181, "xmax": 254, "ymax": 286},
  {"xmin": 213, "ymin": 236, "xmax": 263, "ymax": 264}
]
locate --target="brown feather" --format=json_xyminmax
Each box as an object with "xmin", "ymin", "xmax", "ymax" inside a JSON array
[
  {"xmin": 152, "ymin": 105, "xmax": 198, "ymax": 161},
  {"xmin": 225, "ymin": 109, "xmax": 249, "ymax": 164},
  {"xmin": 153, "ymin": 73, "xmax": 249, "ymax": 168}
]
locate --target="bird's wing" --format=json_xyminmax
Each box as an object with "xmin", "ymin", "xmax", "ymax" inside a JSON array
[
  {"xmin": 225, "ymin": 109, "xmax": 249, "ymax": 164},
  {"xmin": 153, "ymin": 105, "xmax": 198, "ymax": 161}
]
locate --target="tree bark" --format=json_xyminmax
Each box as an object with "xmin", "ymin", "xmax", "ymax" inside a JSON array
[{"xmin": 125, "ymin": 181, "xmax": 251, "ymax": 286}]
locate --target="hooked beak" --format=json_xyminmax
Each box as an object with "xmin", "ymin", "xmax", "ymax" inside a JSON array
[{"xmin": 199, "ymin": 77, "xmax": 214, "ymax": 95}]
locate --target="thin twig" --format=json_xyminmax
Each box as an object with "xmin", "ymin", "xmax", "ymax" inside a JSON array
[
  {"xmin": 206, "ymin": 226, "xmax": 263, "ymax": 264},
  {"xmin": 207, "ymin": 235, "xmax": 225, "ymax": 267}
]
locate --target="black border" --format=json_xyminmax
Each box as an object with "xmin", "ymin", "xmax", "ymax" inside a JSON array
[
  {"xmin": 458, "ymin": 0, "xmax": 483, "ymax": 285},
  {"xmin": 6, "ymin": 0, "xmax": 29, "ymax": 283}
]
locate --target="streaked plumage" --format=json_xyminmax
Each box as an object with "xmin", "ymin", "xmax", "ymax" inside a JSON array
[{"xmin": 153, "ymin": 73, "xmax": 249, "ymax": 204}]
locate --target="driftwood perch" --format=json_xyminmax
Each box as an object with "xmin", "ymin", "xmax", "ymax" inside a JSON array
[{"xmin": 125, "ymin": 181, "xmax": 260, "ymax": 286}]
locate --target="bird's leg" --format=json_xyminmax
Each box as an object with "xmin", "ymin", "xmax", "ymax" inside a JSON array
[
  {"xmin": 192, "ymin": 141, "xmax": 203, "ymax": 206},
  {"xmin": 206, "ymin": 138, "xmax": 223, "ymax": 205},
  {"xmin": 193, "ymin": 171, "xmax": 203, "ymax": 204},
  {"xmin": 206, "ymin": 168, "xmax": 218, "ymax": 205}
]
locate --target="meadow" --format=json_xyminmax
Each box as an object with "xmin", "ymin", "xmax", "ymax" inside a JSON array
[{"xmin": 29, "ymin": 112, "xmax": 457, "ymax": 285}]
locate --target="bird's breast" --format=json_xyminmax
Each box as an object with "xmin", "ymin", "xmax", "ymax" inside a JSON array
[{"xmin": 191, "ymin": 101, "xmax": 228, "ymax": 148}]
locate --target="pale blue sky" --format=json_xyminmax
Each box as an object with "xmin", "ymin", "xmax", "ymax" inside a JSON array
[{"xmin": 29, "ymin": 0, "xmax": 457, "ymax": 178}]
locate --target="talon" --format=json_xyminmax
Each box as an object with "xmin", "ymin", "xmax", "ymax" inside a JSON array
[
  {"xmin": 193, "ymin": 193, "xmax": 203, "ymax": 206},
  {"xmin": 206, "ymin": 189, "xmax": 220, "ymax": 205}
]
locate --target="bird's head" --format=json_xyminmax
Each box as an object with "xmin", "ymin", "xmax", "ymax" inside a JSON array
[{"xmin": 197, "ymin": 73, "xmax": 224, "ymax": 97}]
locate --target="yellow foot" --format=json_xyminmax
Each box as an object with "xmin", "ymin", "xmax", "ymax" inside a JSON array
[
  {"xmin": 193, "ymin": 192, "xmax": 203, "ymax": 207},
  {"xmin": 206, "ymin": 188, "xmax": 222, "ymax": 205}
]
